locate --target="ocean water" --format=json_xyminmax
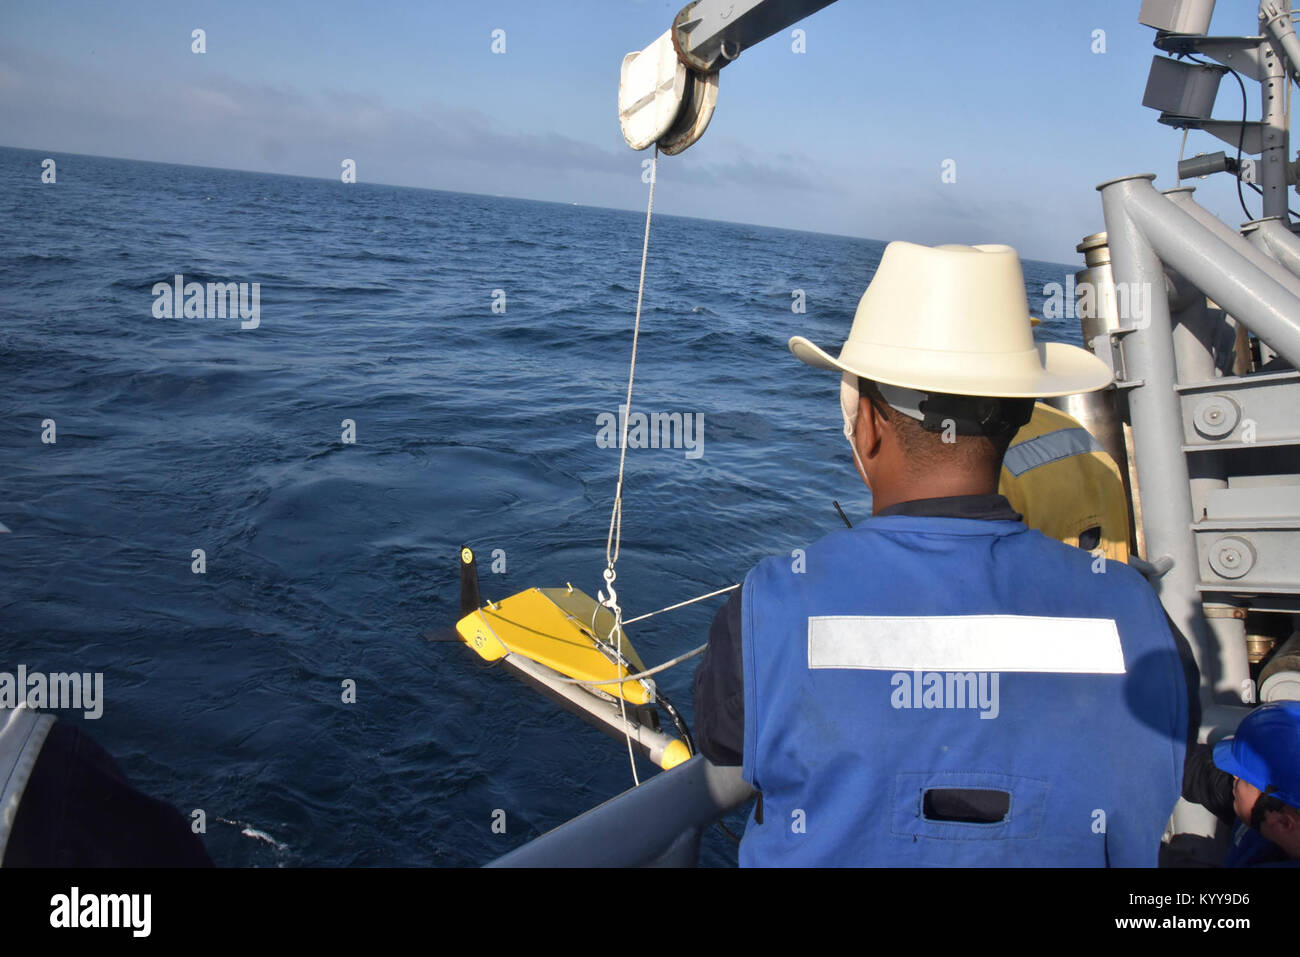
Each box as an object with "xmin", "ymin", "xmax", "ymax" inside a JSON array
[{"xmin": 0, "ymin": 146, "xmax": 1086, "ymax": 866}]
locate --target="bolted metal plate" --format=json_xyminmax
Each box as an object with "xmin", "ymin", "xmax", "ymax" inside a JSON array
[
  {"xmin": 1195, "ymin": 522, "xmax": 1300, "ymax": 592},
  {"xmin": 1206, "ymin": 535, "xmax": 1255, "ymax": 579},
  {"xmin": 1179, "ymin": 370, "xmax": 1300, "ymax": 449}
]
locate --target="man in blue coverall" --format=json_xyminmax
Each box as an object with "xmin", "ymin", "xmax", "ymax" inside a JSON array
[
  {"xmin": 693, "ymin": 241, "xmax": 1196, "ymax": 867},
  {"xmin": 1183, "ymin": 700, "xmax": 1300, "ymax": 866}
]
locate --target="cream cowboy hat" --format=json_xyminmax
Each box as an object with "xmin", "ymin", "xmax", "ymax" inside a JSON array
[{"xmin": 789, "ymin": 241, "xmax": 1112, "ymax": 397}]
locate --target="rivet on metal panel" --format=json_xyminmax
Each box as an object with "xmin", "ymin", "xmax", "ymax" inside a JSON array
[
  {"xmin": 1192, "ymin": 395, "xmax": 1240, "ymax": 439},
  {"xmin": 1208, "ymin": 536, "xmax": 1256, "ymax": 580}
]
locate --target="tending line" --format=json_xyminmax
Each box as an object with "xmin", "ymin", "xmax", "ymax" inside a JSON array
[{"xmin": 621, "ymin": 582, "xmax": 741, "ymax": 625}]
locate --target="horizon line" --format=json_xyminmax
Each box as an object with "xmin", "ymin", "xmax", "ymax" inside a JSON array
[{"xmin": 0, "ymin": 142, "xmax": 1078, "ymax": 271}]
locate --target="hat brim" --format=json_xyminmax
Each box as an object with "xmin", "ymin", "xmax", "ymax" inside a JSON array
[
  {"xmin": 788, "ymin": 335, "xmax": 1112, "ymax": 399},
  {"xmin": 1211, "ymin": 737, "xmax": 1262, "ymax": 790},
  {"xmin": 1212, "ymin": 737, "xmax": 1243, "ymax": 777}
]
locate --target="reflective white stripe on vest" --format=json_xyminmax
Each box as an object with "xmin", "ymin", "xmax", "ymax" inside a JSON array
[
  {"xmin": 806, "ymin": 615, "xmax": 1126, "ymax": 674},
  {"xmin": 1002, "ymin": 427, "xmax": 1104, "ymax": 477}
]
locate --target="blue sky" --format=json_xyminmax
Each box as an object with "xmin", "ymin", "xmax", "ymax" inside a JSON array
[{"xmin": 0, "ymin": 0, "xmax": 1279, "ymax": 262}]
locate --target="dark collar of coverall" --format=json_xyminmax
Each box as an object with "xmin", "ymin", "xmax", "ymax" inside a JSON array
[{"xmin": 873, "ymin": 493, "xmax": 1022, "ymax": 523}]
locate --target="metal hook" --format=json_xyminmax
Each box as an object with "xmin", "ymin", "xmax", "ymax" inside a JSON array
[{"xmin": 598, "ymin": 566, "xmax": 619, "ymax": 611}]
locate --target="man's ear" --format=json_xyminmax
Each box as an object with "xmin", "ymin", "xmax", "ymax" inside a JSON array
[
  {"xmin": 856, "ymin": 395, "xmax": 884, "ymax": 461},
  {"xmin": 1259, "ymin": 806, "xmax": 1300, "ymax": 839},
  {"xmin": 1275, "ymin": 808, "xmax": 1300, "ymax": 833}
]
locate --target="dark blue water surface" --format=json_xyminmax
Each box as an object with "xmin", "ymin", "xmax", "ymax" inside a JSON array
[{"xmin": 0, "ymin": 146, "xmax": 1085, "ymax": 866}]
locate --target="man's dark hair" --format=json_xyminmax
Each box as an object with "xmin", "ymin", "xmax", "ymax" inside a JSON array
[
  {"xmin": 858, "ymin": 377, "xmax": 1032, "ymax": 479},
  {"xmin": 1251, "ymin": 787, "xmax": 1300, "ymax": 829}
]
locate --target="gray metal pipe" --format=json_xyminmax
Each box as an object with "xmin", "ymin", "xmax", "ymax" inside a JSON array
[
  {"xmin": 1097, "ymin": 175, "xmax": 1250, "ymax": 706},
  {"xmin": 1260, "ymin": 627, "xmax": 1300, "ymax": 701},
  {"xmin": 1257, "ymin": 1, "xmax": 1294, "ymax": 217},
  {"xmin": 1114, "ymin": 176, "xmax": 1300, "ymax": 370},
  {"xmin": 1253, "ymin": 216, "xmax": 1300, "ymax": 277},
  {"xmin": 1164, "ymin": 189, "xmax": 1300, "ymax": 303},
  {"xmin": 1169, "ymin": 279, "xmax": 1218, "ymax": 382},
  {"xmin": 1155, "ymin": 230, "xmax": 1230, "ymax": 526},
  {"xmin": 488, "ymin": 756, "xmax": 753, "ymax": 867},
  {"xmin": 1261, "ymin": 0, "xmax": 1300, "ymax": 86},
  {"xmin": 1170, "ymin": 290, "xmax": 1229, "ymax": 526},
  {"xmin": 1260, "ymin": 39, "xmax": 1292, "ymax": 218}
]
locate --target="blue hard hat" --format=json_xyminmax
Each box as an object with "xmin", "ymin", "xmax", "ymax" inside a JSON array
[{"xmin": 1213, "ymin": 701, "xmax": 1300, "ymax": 809}]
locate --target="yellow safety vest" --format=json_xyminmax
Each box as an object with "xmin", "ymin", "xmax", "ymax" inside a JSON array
[{"xmin": 999, "ymin": 403, "xmax": 1131, "ymax": 562}]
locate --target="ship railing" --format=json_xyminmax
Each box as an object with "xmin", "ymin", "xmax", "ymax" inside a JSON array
[{"xmin": 488, "ymin": 756, "xmax": 753, "ymax": 867}]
